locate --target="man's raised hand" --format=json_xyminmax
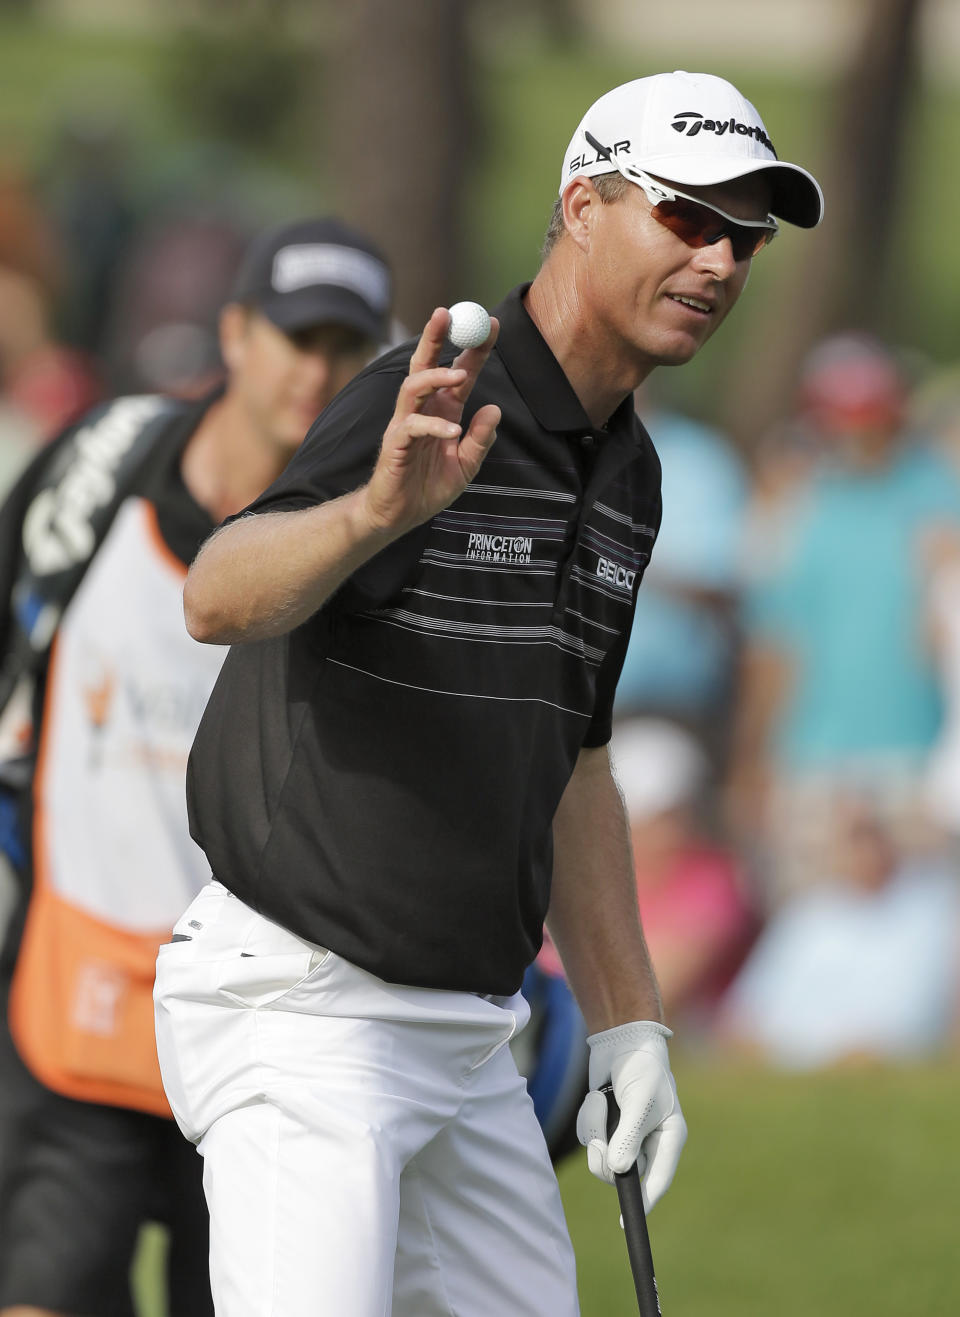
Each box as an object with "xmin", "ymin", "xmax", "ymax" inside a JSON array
[{"xmin": 362, "ymin": 308, "xmax": 501, "ymax": 536}]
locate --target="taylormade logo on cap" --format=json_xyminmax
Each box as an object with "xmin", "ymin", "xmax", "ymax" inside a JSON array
[
  {"xmin": 670, "ymin": 111, "xmax": 775, "ymax": 152},
  {"xmin": 272, "ymin": 244, "xmax": 391, "ymax": 311}
]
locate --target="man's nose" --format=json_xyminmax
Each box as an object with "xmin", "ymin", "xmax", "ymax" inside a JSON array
[{"xmin": 690, "ymin": 235, "xmax": 739, "ymax": 280}]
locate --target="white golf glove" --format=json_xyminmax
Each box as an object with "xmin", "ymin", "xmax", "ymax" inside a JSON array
[{"xmin": 576, "ymin": 1020, "xmax": 687, "ymax": 1212}]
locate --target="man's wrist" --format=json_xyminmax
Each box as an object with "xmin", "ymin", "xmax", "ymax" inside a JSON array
[
  {"xmin": 587, "ymin": 1020, "xmax": 673, "ymax": 1049},
  {"xmin": 344, "ymin": 484, "xmax": 406, "ymax": 551},
  {"xmin": 582, "ymin": 995, "xmax": 665, "ymax": 1036}
]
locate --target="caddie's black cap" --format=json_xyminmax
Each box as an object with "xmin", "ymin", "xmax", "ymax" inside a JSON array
[{"xmin": 229, "ymin": 217, "xmax": 393, "ymax": 342}]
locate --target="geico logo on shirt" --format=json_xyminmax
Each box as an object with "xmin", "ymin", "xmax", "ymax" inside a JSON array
[{"xmin": 596, "ymin": 555, "xmax": 635, "ymax": 592}]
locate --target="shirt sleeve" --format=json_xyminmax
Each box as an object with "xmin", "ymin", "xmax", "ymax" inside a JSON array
[
  {"xmin": 583, "ymin": 617, "xmax": 635, "ymax": 747},
  {"xmin": 585, "ymin": 481, "xmax": 663, "ymax": 747}
]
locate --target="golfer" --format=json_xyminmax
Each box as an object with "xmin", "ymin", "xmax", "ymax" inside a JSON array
[{"xmin": 156, "ymin": 71, "xmax": 823, "ymax": 1316}]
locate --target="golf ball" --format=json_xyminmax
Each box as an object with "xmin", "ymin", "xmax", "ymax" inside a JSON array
[{"xmin": 447, "ymin": 301, "xmax": 491, "ymax": 350}]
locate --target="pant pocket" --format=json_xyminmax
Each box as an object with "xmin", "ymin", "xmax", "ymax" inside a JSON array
[{"xmin": 216, "ymin": 948, "xmax": 330, "ymax": 1008}]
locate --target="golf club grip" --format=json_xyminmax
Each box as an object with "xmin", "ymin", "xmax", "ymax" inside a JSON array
[{"xmin": 602, "ymin": 1084, "xmax": 662, "ymax": 1316}]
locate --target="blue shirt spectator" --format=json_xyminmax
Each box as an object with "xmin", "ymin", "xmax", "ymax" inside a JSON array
[{"xmin": 721, "ymin": 856, "xmax": 960, "ymax": 1068}]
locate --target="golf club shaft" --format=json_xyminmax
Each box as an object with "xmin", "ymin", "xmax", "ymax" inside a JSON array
[{"xmin": 602, "ymin": 1084, "xmax": 662, "ymax": 1315}]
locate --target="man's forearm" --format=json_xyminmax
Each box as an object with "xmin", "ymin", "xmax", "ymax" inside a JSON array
[
  {"xmin": 546, "ymin": 744, "xmax": 663, "ymax": 1033},
  {"xmin": 183, "ymin": 489, "xmax": 396, "ymax": 645}
]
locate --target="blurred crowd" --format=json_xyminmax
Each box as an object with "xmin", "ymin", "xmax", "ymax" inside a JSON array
[
  {"xmin": 0, "ymin": 138, "xmax": 255, "ymax": 472},
  {"xmin": 610, "ymin": 331, "xmax": 960, "ymax": 1071},
  {"xmin": 2, "ymin": 157, "xmax": 960, "ymax": 1084},
  {"xmin": 520, "ymin": 325, "xmax": 960, "ymax": 1095}
]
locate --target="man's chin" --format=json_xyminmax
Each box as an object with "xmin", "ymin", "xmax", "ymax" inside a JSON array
[
  {"xmin": 654, "ymin": 343, "xmax": 701, "ymax": 368},
  {"xmin": 660, "ymin": 318, "xmax": 724, "ymax": 365}
]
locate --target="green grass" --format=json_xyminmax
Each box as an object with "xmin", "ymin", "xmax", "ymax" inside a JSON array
[
  {"xmin": 560, "ymin": 1058, "xmax": 960, "ymax": 1316},
  {"xmin": 131, "ymin": 1058, "xmax": 960, "ymax": 1315}
]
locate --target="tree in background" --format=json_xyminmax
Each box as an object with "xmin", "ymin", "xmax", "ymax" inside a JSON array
[
  {"xmin": 720, "ymin": 0, "xmax": 925, "ymax": 450},
  {"xmin": 160, "ymin": 0, "xmax": 485, "ymax": 333},
  {"xmin": 324, "ymin": 0, "xmax": 475, "ymax": 333},
  {"xmin": 162, "ymin": 1, "xmax": 312, "ymax": 157}
]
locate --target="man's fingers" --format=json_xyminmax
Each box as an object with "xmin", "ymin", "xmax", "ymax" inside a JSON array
[
  {"xmin": 390, "ymin": 414, "xmax": 463, "ymax": 447},
  {"xmin": 585, "ymin": 1140, "xmax": 613, "ymax": 1184},
  {"xmin": 607, "ymin": 1055, "xmax": 678, "ymax": 1173},
  {"xmin": 638, "ymin": 1112, "xmax": 688, "ymax": 1213},
  {"xmin": 408, "ymin": 307, "xmax": 451, "ymax": 376},
  {"xmin": 399, "ymin": 312, "xmax": 499, "ymax": 420},
  {"xmin": 395, "ymin": 366, "xmax": 468, "ymax": 421},
  {"xmin": 607, "ymin": 1087, "xmax": 672, "ymax": 1174},
  {"xmin": 576, "ymin": 1088, "xmax": 608, "ymax": 1146},
  {"xmin": 457, "ymin": 404, "xmax": 500, "ymax": 477},
  {"xmin": 577, "ymin": 1088, "xmax": 615, "ymax": 1181},
  {"xmin": 447, "ymin": 316, "xmax": 501, "ymax": 400}
]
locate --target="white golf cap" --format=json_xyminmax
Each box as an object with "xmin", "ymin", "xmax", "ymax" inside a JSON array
[{"xmin": 560, "ymin": 71, "xmax": 824, "ymax": 228}]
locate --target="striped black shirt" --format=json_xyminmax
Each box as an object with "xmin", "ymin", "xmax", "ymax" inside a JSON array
[{"xmin": 186, "ymin": 285, "xmax": 662, "ymax": 993}]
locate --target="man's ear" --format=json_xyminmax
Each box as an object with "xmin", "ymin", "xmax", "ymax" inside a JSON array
[
  {"xmin": 218, "ymin": 303, "xmax": 251, "ymax": 372},
  {"xmin": 561, "ymin": 177, "xmax": 601, "ymax": 252}
]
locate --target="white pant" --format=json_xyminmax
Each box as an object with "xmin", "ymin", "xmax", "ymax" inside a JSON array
[{"xmin": 154, "ymin": 882, "xmax": 579, "ymax": 1316}]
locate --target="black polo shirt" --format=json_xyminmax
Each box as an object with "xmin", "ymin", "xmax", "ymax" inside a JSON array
[{"xmin": 186, "ymin": 285, "xmax": 662, "ymax": 994}]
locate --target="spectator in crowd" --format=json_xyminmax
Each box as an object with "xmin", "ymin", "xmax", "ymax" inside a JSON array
[
  {"xmin": 0, "ymin": 216, "xmax": 393, "ymax": 1317},
  {"xmin": 728, "ymin": 332, "xmax": 960, "ymax": 903},
  {"xmin": 0, "ymin": 168, "xmax": 104, "ymax": 444},
  {"xmin": 913, "ymin": 375, "xmax": 960, "ymax": 843},
  {"xmin": 611, "ymin": 717, "xmax": 757, "ymax": 1034},
  {"xmin": 616, "ymin": 398, "xmax": 749, "ymax": 768},
  {"xmin": 720, "ymin": 791, "xmax": 960, "ymax": 1069},
  {"xmin": 919, "ymin": 526, "xmax": 960, "ymax": 838},
  {"xmin": 0, "ymin": 263, "xmax": 103, "ymax": 440}
]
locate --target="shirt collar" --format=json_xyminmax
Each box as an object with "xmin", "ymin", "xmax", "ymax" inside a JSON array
[{"xmin": 491, "ymin": 284, "xmax": 641, "ymax": 448}]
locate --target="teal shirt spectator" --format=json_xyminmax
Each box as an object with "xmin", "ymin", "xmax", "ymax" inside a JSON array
[{"xmin": 747, "ymin": 440, "xmax": 960, "ymax": 771}]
